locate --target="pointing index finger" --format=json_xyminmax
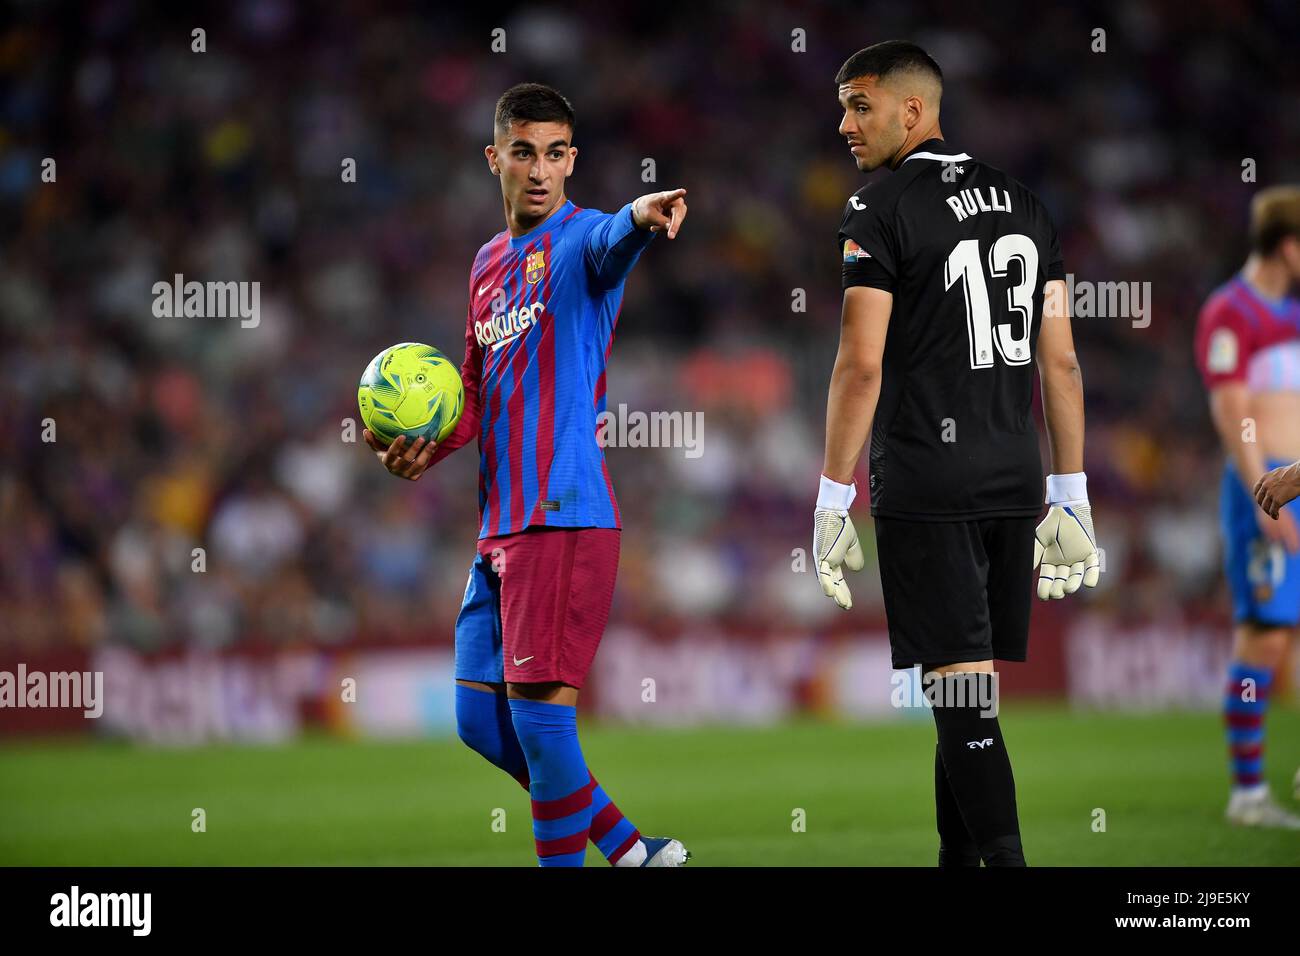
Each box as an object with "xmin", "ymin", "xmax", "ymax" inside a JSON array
[{"xmin": 668, "ymin": 198, "xmax": 687, "ymax": 239}]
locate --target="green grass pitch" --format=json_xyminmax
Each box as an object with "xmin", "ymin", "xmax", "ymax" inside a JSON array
[{"xmin": 2, "ymin": 704, "xmax": 1297, "ymax": 866}]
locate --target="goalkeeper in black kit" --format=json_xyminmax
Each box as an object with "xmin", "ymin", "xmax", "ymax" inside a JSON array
[{"xmin": 813, "ymin": 41, "xmax": 1100, "ymax": 866}]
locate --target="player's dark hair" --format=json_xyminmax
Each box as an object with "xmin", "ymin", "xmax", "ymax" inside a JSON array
[
  {"xmin": 494, "ymin": 83, "xmax": 576, "ymax": 138},
  {"xmin": 1250, "ymin": 185, "xmax": 1300, "ymax": 255},
  {"xmin": 835, "ymin": 40, "xmax": 943, "ymax": 88}
]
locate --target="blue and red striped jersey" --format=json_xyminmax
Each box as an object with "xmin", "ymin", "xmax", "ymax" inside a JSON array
[
  {"xmin": 432, "ymin": 199, "xmax": 655, "ymax": 538},
  {"xmin": 1195, "ymin": 274, "xmax": 1300, "ymax": 392}
]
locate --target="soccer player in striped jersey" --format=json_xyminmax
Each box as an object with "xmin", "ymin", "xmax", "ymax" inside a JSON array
[
  {"xmin": 1195, "ymin": 186, "xmax": 1300, "ymax": 828},
  {"xmin": 363, "ymin": 83, "xmax": 689, "ymax": 866}
]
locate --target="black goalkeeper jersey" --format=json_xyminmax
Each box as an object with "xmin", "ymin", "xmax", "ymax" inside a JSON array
[{"xmin": 838, "ymin": 138, "xmax": 1065, "ymax": 521}]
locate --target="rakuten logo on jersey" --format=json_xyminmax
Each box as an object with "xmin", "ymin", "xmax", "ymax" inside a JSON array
[{"xmin": 476, "ymin": 302, "xmax": 545, "ymax": 352}]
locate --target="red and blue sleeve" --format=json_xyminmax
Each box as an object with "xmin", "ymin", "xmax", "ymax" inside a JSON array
[
  {"xmin": 1194, "ymin": 294, "xmax": 1254, "ymax": 391},
  {"xmin": 430, "ymin": 300, "xmax": 484, "ymax": 463}
]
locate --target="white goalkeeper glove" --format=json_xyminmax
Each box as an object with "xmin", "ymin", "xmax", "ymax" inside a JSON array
[
  {"xmin": 814, "ymin": 474, "xmax": 865, "ymax": 610},
  {"xmin": 1034, "ymin": 472, "xmax": 1101, "ymax": 600}
]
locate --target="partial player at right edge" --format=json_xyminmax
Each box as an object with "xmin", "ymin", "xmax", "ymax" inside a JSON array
[{"xmin": 1196, "ymin": 186, "xmax": 1300, "ymax": 829}]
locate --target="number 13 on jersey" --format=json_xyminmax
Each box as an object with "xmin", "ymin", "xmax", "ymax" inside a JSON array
[{"xmin": 944, "ymin": 234, "xmax": 1039, "ymax": 369}]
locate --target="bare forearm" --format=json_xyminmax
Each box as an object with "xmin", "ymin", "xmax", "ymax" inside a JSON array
[
  {"xmin": 1041, "ymin": 360, "xmax": 1085, "ymax": 475},
  {"xmin": 1210, "ymin": 388, "xmax": 1267, "ymax": 488},
  {"xmin": 823, "ymin": 361, "xmax": 881, "ymax": 484},
  {"xmin": 1222, "ymin": 431, "xmax": 1268, "ymax": 489}
]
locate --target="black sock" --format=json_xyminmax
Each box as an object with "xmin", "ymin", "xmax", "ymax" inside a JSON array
[
  {"xmin": 935, "ymin": 744, "xmax": 981, "ymax": 866},
  {"xmin": 927, "ymin": 672, "xmax": 1025, "ymax": 867}
]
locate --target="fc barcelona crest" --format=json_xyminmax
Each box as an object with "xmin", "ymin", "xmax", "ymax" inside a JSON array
[{"xmin": 525, "ymin": 250, "xmax": 546, "ymax": 284}]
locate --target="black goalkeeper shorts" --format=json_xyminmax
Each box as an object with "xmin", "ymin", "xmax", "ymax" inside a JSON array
[{"xmin": 874, "ymin": 515, "xmax": 1035, "ymax": 670}]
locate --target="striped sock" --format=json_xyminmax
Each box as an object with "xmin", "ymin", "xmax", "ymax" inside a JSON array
[
  {"xmin": 456, "ymin": 687, "xmax": 645, "ymax": 863},
  {"xmin": 589, "ymin": 776, "xmax": 643, "ymax": 865},
  {"xmin": 509, "ymin": 698, "xmax": 594, "ymax": 867},
  {"xmin": 1224, "ymin": 661, "xmax": 1272, "ymax": 791}
]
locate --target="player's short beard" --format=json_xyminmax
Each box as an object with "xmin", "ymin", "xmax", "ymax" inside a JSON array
[
  {"xmin": 859, "ymin": 148, "xmax": 887, "ymax": 172},
  {"xmin": 857, "ymin": 146, "xmax": 887, "ymax": 173},
  {"xmin": 855, "ymin": 124, "xmax": 903, "ymax": 172},
  {"xmin": 872, "ymin": 117, "xmax": 907, "ymax": 171}
]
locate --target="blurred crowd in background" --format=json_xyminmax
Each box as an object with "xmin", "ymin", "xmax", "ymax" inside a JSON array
[{"xmin": 3, "ymin": 1, "xmax": 1298, "ymax": 653}]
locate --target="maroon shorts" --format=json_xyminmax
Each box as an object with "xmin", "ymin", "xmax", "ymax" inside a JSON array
[{"xmin": 471, "ymin": 526, "xmax": 620, "ymax": 688}]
